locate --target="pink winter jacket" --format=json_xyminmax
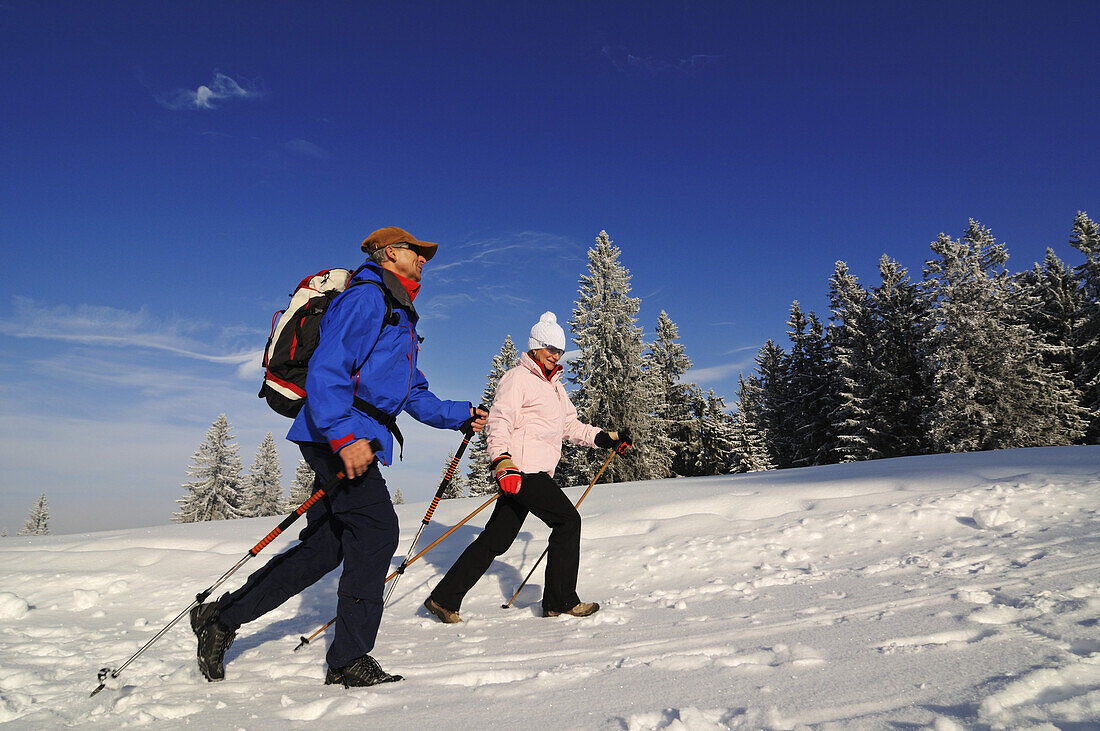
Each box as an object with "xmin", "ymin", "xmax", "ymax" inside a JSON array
[{"xmin": 486, "ymin": 352, "xmax": 601, "ymax": 477}]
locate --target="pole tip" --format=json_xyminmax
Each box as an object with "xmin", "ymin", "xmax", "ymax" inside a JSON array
[
  {"xmin": 90, "ymin": 684, "xmax": 105, "ymax": 697},
  {"xmin": 501, "ymin": 604, "xmax": 510, "ymax": 609},
  {"xmin": 293, "ymin": 637, "xmax": 309, "ymax": 652}
]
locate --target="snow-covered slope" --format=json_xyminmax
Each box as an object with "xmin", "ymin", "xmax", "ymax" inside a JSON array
[{"xmin": 1, "ymin": 446, "xmax": 1098, "ymax": 729}]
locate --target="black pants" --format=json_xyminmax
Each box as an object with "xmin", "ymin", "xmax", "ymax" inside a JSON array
[
  {"xmin": 216, "ymin": 442, "xmax": 399, "ymax": 669},
  {"xmin": 430, "ymin": 472, "xmax": 582, "ymax": 613}
]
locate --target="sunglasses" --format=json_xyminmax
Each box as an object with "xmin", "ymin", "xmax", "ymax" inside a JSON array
[
  {"xmin": 541, "ymin": 345, "xmax": 564, "ymax": 356},
  {"xmin": 388, "ymin": 242, "xmax": 426, "ymax": 258}
]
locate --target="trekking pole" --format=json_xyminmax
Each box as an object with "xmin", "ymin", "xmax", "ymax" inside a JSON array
[
  {"xmin": 293, "ymin": 490, "xmax": 500, "ymax": 651},
  {"xmin": 501, "ymin": 450, "xmax": 616, "ymax": 609},
  {"xmin": 383, "ymin": 416, "xmax": 481, "ymax": 607},
  {"xmin": 89, "ymin": 463, "xmax": 356, "ymax": 697}
]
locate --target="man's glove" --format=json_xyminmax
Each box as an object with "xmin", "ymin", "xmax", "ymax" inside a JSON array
[
  {"xmin": 595, "ymin": 428, "xmax": 633, "ymax": 455},
  {"xmin": 492, "ymin": 455, "xmax": 522, "ymax": 495},
  {"xmin": 462, "ymin": 405, "xmax": 489, "ymax": 435}
]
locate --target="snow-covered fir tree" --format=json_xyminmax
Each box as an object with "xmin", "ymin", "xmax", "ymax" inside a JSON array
[
  {"xmin": 244, "ymin": 432, "xmax": 284, "ymax": 518},
  {"xmin": 1069, "ymin": 211, "xmax": 1100, "ymax": 443},
  {"xmin": 19, "ymin": 493, "xmax": 50, "ymax": 536},
  {"xmin": 783, "ymin": 303, "xmax": 832, "ymax": 467},
  {"xmin": 672, "ymin": 383, "xmax": 707, "ymax": 476},
  {"xmin": 174, "ymin": 414, "xmax": 247, "ymax": 523},
  {"xmin": 439, "ymin": 450, "xmax": 470, "ymax": 499},
  {"xmin": 288, "ymin": 459, "xmax": 316, "ymax": 508},
  {"xmin": 1017, "ymin": 248, "xmax": 1089, "ymax": 438},
  {"xmin": 752, "ymin": 339, "xmax": 789, "ymax": 468},
  {"xmin": 644, "ymin": 310, "xmax": 692, "ymax": 478},
  {"xmin": 694, "ymin": 389, "xmax": 737, "ymax": 475},
  {"xmin": 466, "ymin": 335, "xmax": 520, "ymax": 496},
  {"xmin": 921, "ymin": 221, "xmax": 1086, "ymax": 452},
  {"xmin": 825, "ymin": 262, "xmax": 879, "ymax": 463},
  {"xmin": 867, "ymin": 255, "xmax": 933, "ymax": 458},
  {"xmin": 731, "ymin": 374, "xmax": 775, "ymax": 473},
  {"xmin": 562, "ymin": 231, "xmax": 658, "ymax": 485},
  {"xmin": 392, "ymin": 488, "xmax": 405, "ymax": 505}
]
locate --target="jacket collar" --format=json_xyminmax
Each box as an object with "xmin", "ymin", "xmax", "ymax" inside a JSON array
[
  {"xmin": 353, "ymin": 261, "xmax": 418, "ymax": 320},
  {"xmin": 520, "ymin": 351, "xmax": 562, "ymax": 383}
]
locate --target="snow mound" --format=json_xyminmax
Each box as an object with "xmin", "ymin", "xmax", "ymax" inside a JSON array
[
  {"xmin": 0, "ymin": 592, "xmax": 29, "ymax": 620},
  {"xmin": 972, "ymin": 506, "xmax": 1026, "ymax": 532},
  {"xmin": 72, "ymin": 589, "xmax": 100, "ymax": 611}
]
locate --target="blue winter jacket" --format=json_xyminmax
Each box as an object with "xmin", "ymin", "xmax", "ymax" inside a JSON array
[{"xmin": 287, "ymin": 261, "xmax": 471, "ymax": 465}]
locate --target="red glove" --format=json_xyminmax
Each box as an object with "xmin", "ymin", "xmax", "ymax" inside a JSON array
[{"xmin": 492, "ymin": 455, "xmax": 522, "ymax": 495}]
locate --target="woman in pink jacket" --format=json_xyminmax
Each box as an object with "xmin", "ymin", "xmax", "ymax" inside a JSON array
[{"xmin": 425, "ymin": 312, "xmax": 632, "ymax": 621}]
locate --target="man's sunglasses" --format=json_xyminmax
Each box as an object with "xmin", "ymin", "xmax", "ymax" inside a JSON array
[{"xmin": 389, "ymin": 242, "xmax": 426, "ymax": 258}]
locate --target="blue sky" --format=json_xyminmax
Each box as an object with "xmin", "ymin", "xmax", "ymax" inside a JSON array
[{"xmin": 2, "ymin": 1, "xmax": 1098, "ymax": 534}]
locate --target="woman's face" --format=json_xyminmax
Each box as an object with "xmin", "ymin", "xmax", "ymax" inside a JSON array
[{"xmin": 532, "ymin": 347, "xmax": 562, "ymax": 370}]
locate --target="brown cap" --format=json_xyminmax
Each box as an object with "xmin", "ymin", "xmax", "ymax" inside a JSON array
[{"xmin": 361, "ymin": 226, "xmax": 438, "ymax": 261}]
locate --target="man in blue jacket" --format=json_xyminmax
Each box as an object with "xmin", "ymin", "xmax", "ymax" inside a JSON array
[{"xmin": 190, "ymin": 226, "xmax": 487, "ymax": 687}]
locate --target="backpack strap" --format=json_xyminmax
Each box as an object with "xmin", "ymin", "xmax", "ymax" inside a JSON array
[
  {"xmin": 349, "ymin": 276, "xmax": 397, "ymax": 318},
  {"xmin": 352, "ymin": 397, "xmax": 404, "ymax": 458}
]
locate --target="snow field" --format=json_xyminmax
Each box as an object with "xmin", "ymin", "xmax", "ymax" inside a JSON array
[{"xmin": 0, "ymin": 446, "xmax": 1097, "ymax": 729}]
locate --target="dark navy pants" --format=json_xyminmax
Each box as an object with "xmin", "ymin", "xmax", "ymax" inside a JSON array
[
  {"xmin": 430, "ymin": 472, "xmax": 581, "ymax": 613},
  {"xmin": 216, "ymin": 442, "xmax": 399, "ymax": 670}
]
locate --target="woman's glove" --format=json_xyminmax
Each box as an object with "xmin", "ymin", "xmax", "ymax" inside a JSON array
[
  {"xmin": 595, "ymin": 428, "xmax": 633, "ymax": 455},
  {"xmin": 492, "ymin": 455, "xmax": 522, "ymax": 495}
]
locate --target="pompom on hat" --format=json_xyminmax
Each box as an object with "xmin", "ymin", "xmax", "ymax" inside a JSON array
[{"xmin": 528, "ymin": 311, "xmax": 566, "ymax": 352}]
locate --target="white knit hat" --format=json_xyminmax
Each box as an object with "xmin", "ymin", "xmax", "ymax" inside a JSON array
[{"xmin": 528, "ymin": 311, "xmax": 566, "ymax": 352}]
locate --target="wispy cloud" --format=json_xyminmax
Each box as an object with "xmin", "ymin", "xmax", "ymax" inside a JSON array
[
  {"xmin": 418, "ymin": 288, "xmax": 531, "ymax": 322},
  {"xmin": 0, "ymin": 297, "xmax": 258, "ymax": 366},
  {"xmin": 724, "ymin": 344, "xmax": 761, "ymax": 356},
  {"xmin": 689, "ymin": 361, "xmax": 748, "ymax": 385},
  {"xmin": 433, "ymin": 231, "xmax": 583, "ymax": 275},
  {"xmin": 156, "ymin": 71, "xmax": 263, "ymax": 111},
  {"xmin": 415, "ymin": 291, "xmax": 479, "ymax": 321},
  {"xmin": 282, "ymin": 139, "xmax": 330, "ymax": 160},
  {"xmin": 602, "ymin": 46, "xmax": 723, "ymax": 76},
  {"xmin": 688, "ymin": 345, "xmax": 761, "ymax": 386}
]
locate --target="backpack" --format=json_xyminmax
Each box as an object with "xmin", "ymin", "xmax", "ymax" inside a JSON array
[{"xmin": 259, "ymin": 267, "xmax": 395, "ymax": 418}]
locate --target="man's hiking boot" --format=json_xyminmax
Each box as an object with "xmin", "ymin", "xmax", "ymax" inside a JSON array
[
  {"xmin": 424, "ymin": 597, "xmax": 462, "ymax": 623},
  {"xmin": 543, "ymin": 601, "xmax": 600, "ymax": 618},
  {"xmin": 190, "ymin": 602, "xmax": 236, "ymax": 681},
  {"xmin": 325, "ymin": 655, "xmax": 403, "ymax": 687}
]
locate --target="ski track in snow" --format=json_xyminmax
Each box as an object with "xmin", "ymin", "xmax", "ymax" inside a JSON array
[{"xmin": 0, "ymin": 446, "xmax": 1098, "ymax": 729}]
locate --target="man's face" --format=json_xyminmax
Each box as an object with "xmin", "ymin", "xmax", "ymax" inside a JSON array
[{"xmin": 387, "ymin": 244, "xmax": 426, "ymax": 282}]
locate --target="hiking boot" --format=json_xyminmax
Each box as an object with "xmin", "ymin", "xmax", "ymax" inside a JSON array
[
  {"xmin": 543, "ymin": 601, "xmax": 600, "ymax": 618},
  {"xmin": 190, "ymin": 602, "xmax": 236, "ymax": 681},
  {"xmin": 325, "ymin": 655, "xmax": 403, "ymax": 687},
  {"xmin": 424, "ymin": 597, "xmax": 462, "ymax": 624}
]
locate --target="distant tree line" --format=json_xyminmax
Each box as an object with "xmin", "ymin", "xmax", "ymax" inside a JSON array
[{"xmin": 731, "ymin": 213, "xmax": 1098, "ymax": 470}]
